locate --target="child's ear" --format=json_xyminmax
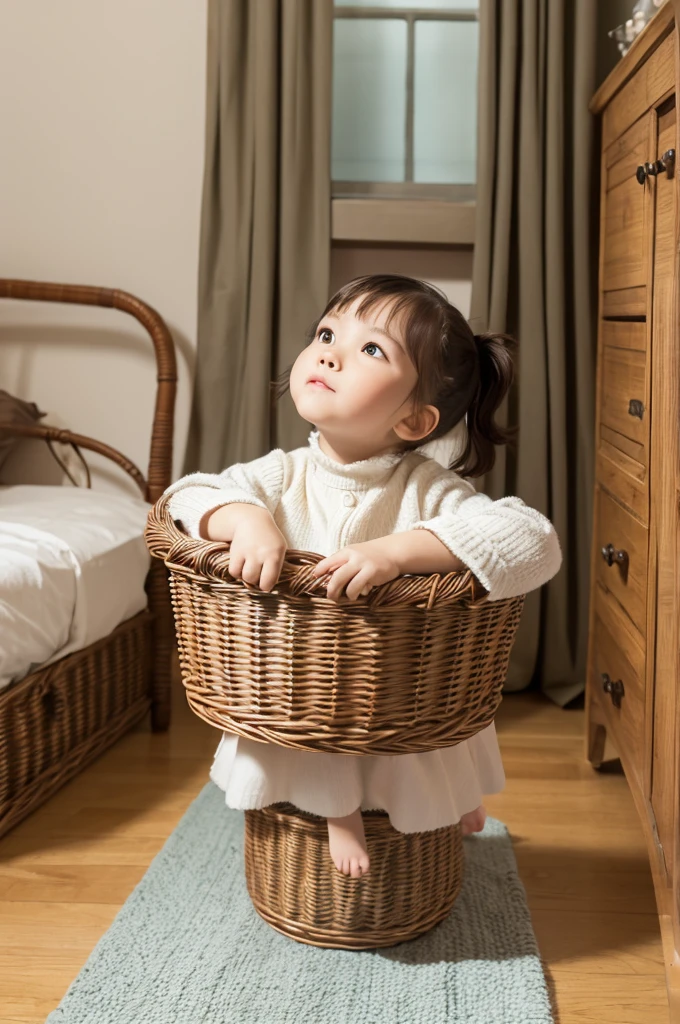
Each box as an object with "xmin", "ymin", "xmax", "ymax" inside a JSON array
[{"xmin": 394, "ymin": 404, "xmax": 440, "ymax": 443}]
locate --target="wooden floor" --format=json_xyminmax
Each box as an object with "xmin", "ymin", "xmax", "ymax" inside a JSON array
[{"xmin": 0, "ymin": 670, "xmax": 670, "ymax": 1024}]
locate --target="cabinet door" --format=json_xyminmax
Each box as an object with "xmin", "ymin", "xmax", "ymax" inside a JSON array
[
  {"xmin": 602, "ymin": 114, "xmax": 654, "ymax": 310},
  {"xmin": 649, "ymin": 98, "xmax": 677, "ymax": 870}
]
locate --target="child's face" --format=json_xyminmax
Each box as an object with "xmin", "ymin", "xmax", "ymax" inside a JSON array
[{"xmin": 289, "ymin": 296, "xmax": 421, "ymax": 449}]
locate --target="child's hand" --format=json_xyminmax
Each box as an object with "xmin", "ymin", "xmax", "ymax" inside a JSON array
[
  {"xmin": 206, "ymin": 504, "xmax": 287, "ymax": 592},
  {"xmin": 312, "ymin": 539, "xmax": 401, "ymax": 602}
]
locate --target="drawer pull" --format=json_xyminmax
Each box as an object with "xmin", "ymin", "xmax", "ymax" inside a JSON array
[
  {"xmin": 637, "ymin": 152, "xmax": 675, "ymax": 184},
  {"xmin": 601, "ymin": 673, "xmax": 625, "ymax": 709},
  {"xmin": 601, "ymin": 543, "xmax": 629, "ymax": 571},
  {"xmin": 628, "ymin": 399, "xmax": 644, "ymax": 419},
  {"xmin": 655, "ymin": 149, "xmax": 676, "ymax": 179}
]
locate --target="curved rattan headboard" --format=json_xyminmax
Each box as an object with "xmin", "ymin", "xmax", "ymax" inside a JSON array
[{"xmin": 0, "ymin": 279, "xmax": 177, "ymax": 502}]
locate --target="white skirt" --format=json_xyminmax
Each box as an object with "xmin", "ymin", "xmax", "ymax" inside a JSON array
[{"xmin": 209, "ymin": 723, "xmax": 505, "ymax": 834}]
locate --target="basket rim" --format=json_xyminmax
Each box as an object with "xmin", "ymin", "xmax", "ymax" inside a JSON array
[{"xmin": 145, "ymin": 493, "xmax": 496, "ymax": 610}]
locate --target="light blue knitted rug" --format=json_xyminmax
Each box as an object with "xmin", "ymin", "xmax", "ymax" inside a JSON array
[{"xmin": 46, "ymin": 783, "xmax": 553, "ymax": 1024}]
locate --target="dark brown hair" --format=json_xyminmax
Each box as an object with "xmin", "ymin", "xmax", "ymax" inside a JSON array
[{"xmin": 272, "ymin": 274, "xmax": 515, "ymax": 477}]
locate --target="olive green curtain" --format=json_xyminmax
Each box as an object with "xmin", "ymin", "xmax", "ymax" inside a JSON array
[
  {"xmin": 471, "ymin": 0, "xmax": 598, "ymax": 705},
  {"xmin": 185, "ymin": 0, "xmax": 333, "ymax": 473}
]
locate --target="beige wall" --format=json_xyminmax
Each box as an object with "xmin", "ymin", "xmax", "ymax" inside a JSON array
[
  {"xmin": 0, "ymin": 1, "xmax": 207, "ymax": 494},
  {"xmin": 331, "ymin": 245, "xmax": 473, "ymax": 318},
  {"xmin": 0, "ymin": 3, "xmax": 474, "ymax": 494}
]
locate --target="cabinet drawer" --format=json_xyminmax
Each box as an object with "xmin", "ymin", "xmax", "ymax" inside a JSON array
[
  {"xmin": 600, "ymin": 321, "xmax": 649, "ymax": 459},
  {"xmin": 602, "ymin": 116, "xmax": 650, "ymax": 295},
  {"xmin": 594, "ymin": 487, "xmax": 648, "ymax": 635},
  {"xmin": 596, "ymin": 447, "xmax": 648, "ymax": 523},
  {"xmin": 589, "ymin": 585, "xmax": 646, "ymax": 789},
  {"xmin": 602, "ymin": 287, "xmax": 646, "ymax": 318},
  {"xmin": 597, "ymin": 320, "xmax": 650, "ymax": 522}
]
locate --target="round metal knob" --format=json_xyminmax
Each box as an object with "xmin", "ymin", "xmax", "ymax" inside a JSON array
[
  {"xmin": 601, "ymin": 543, "xmax": 628, "ymax": 568},
  {"xmin": 636, "ymin": 165, "xmax": 647, "ymax": 185},
  {"xmin": 645, "ymin": 161, "xmax": 659, "ymax": 176},
  {"xmin": 601, "ymin": 673, "xmax": 625, "ymax": 709}
]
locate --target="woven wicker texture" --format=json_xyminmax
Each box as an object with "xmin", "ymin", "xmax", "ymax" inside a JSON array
[
  {"xmin": 146, "ymin": 496, "xmax": 525, "ymax": 755},
  {"xmin": 0, "ymin": 611, "xmax": 152, "ymax": 838},
  {"xmin": 244, "ymin": 803, "xmax": 463, "ymax": 949}
]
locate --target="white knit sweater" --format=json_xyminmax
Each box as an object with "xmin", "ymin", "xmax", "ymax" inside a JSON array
[
  {"xmin": 164, "ymin": 430, "xmax": 562, "ymax": 830},
  {"xmin": 166, "ymin": 430, "xmax": 562, "ymax": 600}
]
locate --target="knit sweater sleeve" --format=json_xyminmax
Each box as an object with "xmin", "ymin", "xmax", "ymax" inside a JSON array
[
  {"xmin": 411, "ymin": 470, "xmax": 562, "ymax": 601},
  {"xmin": 162, "ymin": 449, "xmax": 286, "ymax": 539}
]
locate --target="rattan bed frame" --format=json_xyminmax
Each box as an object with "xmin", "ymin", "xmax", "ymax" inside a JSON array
[{"xmin": 0, "ymin": 279, "xmax": 177, "ymax": 838}]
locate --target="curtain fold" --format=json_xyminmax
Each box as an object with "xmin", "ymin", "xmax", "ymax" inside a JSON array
[
  {"xmin": 185, "ymin": 0, "xmax": 333, "ymax": 474},
  {"xmin": 471, "ymin": 0, "xmax": 597, "ymax": 705}
]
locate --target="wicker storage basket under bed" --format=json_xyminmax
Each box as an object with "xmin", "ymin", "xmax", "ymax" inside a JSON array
[
  {"xmin": 245, "ymin": 804, "xmax": 463, "ymax": 949},
  {"xmin": 0, "ymin": 610, "xmax": 153, "ymax": 838},
  {"xmin": 146, "ymin": 495, "xmax": 525, "ymax": 756}
]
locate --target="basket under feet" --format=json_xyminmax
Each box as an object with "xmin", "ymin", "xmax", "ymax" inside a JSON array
[{"xmin": 244, "ymin": 803, "xmax": 464, "ymax": 950}]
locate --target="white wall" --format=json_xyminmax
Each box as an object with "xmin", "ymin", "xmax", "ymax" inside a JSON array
[{"xmin": 0, "ymin": 1, "xmax": 207, "ymax": 494}]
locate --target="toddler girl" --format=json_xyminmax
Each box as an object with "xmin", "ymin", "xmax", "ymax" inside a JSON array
[{"xmin": 165, "ymin": 274, "xmax": 561, "ymax": 879}]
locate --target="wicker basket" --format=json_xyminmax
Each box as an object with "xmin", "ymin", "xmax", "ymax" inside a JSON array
[
  {"xmin": 0, "ymin": 611, "xmax": 152, "ymax": 838},
  {"xmin": 244, "ymin": 804, "xmax": 463, "ymax": 949},
  {"xmin": 146, "ymin": 495, "xmax": 524, "ymax": 756}
]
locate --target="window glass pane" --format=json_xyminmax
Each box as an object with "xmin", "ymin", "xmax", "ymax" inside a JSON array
[
  {"xmin": 413, "ymin": 20, "xmax": 478, "ymax": 184},
  {"xmin": 335, "ymin": 1, "xmax": 478, "ymax": 9},
  {"xmin": 332, "ymin": 19, "xmax": 407, "ymax": 182}
]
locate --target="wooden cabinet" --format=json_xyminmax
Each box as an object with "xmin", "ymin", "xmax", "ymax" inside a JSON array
[
  {"xmin": 589, "ymin": 588, "xmax": 647, "ymax": 788},
  {"xmin": 589, "ymin": 6, "xmax": 680, "ymax": 1018},
  {"xmin": 602, "ymin": 116, "xmax": 650, "ymax": 295},
  {"xmin": 594, "ymin": 487, "xmax": 649, "ymax": 633}
]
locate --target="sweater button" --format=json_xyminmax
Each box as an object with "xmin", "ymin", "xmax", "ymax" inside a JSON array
[{"xmin": 342, "ymin": 492, "xmax": 356, "ymax": 508}]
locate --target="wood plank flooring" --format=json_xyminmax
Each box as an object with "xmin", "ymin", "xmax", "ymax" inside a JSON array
[{"xmin": 0, "ymin": 669, "xmax": 669, "ymax": 1024}]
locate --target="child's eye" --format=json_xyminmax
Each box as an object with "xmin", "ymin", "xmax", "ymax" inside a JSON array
[
  {"xmin": 363, "ymin": 342, "xmax": 385, "ymax": 359},
  {"xmin": 318, "ymin": 328, "xmax": 334, "ymax": 344}
]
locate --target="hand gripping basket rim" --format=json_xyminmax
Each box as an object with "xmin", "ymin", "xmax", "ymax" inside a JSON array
[{"xmin": 145, "ymin": 496, "xmax": 525, "ymax": 755}]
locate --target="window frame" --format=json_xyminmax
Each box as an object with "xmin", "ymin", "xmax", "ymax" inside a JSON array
[
  {"xmin": 332, "ymin": 4, "xmax": 479, "ymax": 211},
  {"xmin": 331, "ymin": 196, "xmax": 476, "ymax": 244}
]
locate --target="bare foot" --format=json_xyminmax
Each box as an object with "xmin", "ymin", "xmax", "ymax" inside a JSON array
[
  {"xmin": 460, "ymin": 805, "xmax": 487, "ymax": 836},
  {"xmin": 327, "ymin": 808, "xmax": 370, "ymax": 878}
]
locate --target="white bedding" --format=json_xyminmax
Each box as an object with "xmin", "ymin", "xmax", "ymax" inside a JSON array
[{"xmin": 0, "ymin": 485, "xmax": 151, "ymax": 691}]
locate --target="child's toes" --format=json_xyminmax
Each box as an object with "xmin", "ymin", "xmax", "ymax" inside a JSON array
[
  {"xmin": 460, "ymin": 805, "xmax": 487, "ymax": 835},
  {"xmin": 349, "ymin": 858, "xmax": 364, "ymax": 879}
]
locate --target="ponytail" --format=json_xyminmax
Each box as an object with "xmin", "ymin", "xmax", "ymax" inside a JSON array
[{"xmin": 451, "ymin": 332, "xmax": 516, "ymax": 478}]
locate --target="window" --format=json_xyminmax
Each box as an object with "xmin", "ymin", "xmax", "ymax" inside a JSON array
[{"xmin": 332, "ymin": 1, "xmax": 479, "ymax": 202}]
